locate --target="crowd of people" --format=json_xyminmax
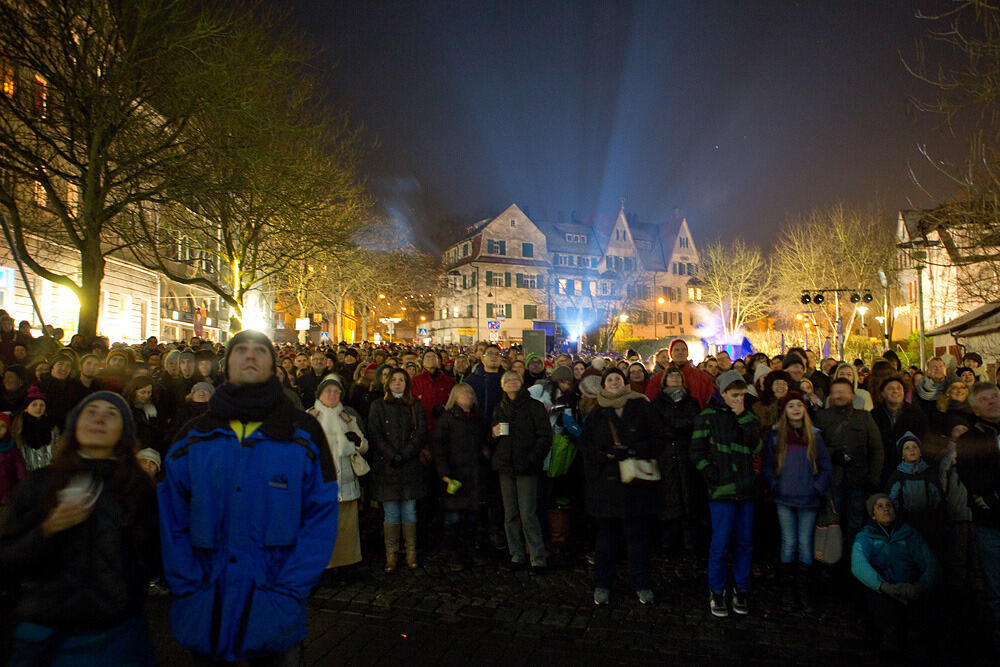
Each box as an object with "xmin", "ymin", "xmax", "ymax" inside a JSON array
[{"xmin": 0, "ymin": 310, "xmax": 998, "ymax": 663}]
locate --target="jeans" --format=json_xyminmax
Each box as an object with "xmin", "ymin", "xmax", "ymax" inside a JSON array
[
  {"xmin": 383, "ymin": 499, "xmax": 417, "ymax": 525},
  {"xmin": 775, "ymin": 504, "xmax": 818, "ymax": 565},
  {"xmin": 594, "ymin": 516, "xmax": 652, "ymax": 591},
  {"xmin": 835, "ymin": 485, "xmax": 867, "ymax": 551},
  {"xmin": 498, "ymin": 474, "xmax": 546, "ymax": 566},
  {"xmin": 976, "ymin": 525, "xmax": 1000, "ymax": 653},
  {"xmin": 708, "ymin": 500, "xmax": 754, "ymax": 593}
]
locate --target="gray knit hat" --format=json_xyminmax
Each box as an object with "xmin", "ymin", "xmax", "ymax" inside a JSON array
[
  {"xmin": 64, "ymin": 391, "xmax": 136, "ymax": 450},
  {"xmin": 316, "ymin": 373, "xmax": 346, "ymax": 398},
  {"xmin": 866, "ymin": 493, "xmax": 892, "ymax": 518}
]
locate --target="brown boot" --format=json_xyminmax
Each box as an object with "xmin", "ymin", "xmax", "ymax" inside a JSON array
[
  {"xmin": 402, "ymin": 522, "xmax": 418, "ymax": 569},
  {"xmin": 384, "ymin": 523, "xmax": 401, "ymax": 573}
]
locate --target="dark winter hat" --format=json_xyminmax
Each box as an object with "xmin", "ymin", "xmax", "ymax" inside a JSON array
[
  {"xmin": 955, "ymin": 366, "xmax": 974, "ymax": 378},
  {"xmin": 342, "ymin": 348, "xmax": 359, "ymax": 361},
  {"xmin": 777, "ymin": 391, "xmax": 806, "ymax": 412},
  {"xmin": 782, "ymin": 354, "xmax": 806, "ymax": 370},
  {"xmin": 895, "ymin": 430, "xmax": 921, "ymax": 452},
  {"xmin": 194, "ymin": 348, "xmax": 216, "ymax": 362},
  {"xmin": 865, "ymin": 493, "xmax": 892, "ymax": 518},
  {"xmin": 963, "ymin": 352, "xmax": 983, "ymax": 366},
  {"xmin": 550, "ymin": 365, "xmax": 574, "ymax": 384},
  {"xmin": 179, "ymin": 349, "xmax": 195, "ymax": 362},
  {"xmin": 4, "ymin": 364, "xmax": 27, "ymax": 385},
  {"xmin": 189, "ymin": 381, "xmax": 215, "ymax": 397},
  {"xmin": 49, "ymin": 351, "xmax": 77, "ymax": 372},
  {"xmin": 223, "ymin": 330, "xmax": 277, "ymax": 379},
  {"xmin": 316, "ymin": 373, "xmax": 346, "ymax": 398},
  {"xmin": 23, "ymin": 385, "xmax": 47, "ymax": 408},
  {"xmin": 64, "ymin": 391, "xmax": 136, "ymax": 450}
]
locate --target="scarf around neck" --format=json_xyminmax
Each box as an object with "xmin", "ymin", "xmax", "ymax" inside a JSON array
[
  {"xmin": 665, "ymin": 386, "xmax": 687, "ymax": 402},
  {"xmin": 916, "ymin": 376, "xmax": 943, "ymax": 401},
  {"xmin": 597, "ymin": 388, "xmax": 647, "ymax": 409},
  {"xmin": 209, "ymin": 375, "xmax": 285, "ymax": 423}
]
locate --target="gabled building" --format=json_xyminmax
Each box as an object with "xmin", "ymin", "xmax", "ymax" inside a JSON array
[{"xmin": 430, "ymin": 203, "xmax": 702, "ymax": 347}]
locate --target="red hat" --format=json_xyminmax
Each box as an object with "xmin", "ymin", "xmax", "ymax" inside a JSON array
[
  {"xmin": 668, "ymin": 338, "xmax": 687, "ymax": 355},
  {"xmin": 364, "ymin": 362, "xmax": 379, "ymax": 373}
]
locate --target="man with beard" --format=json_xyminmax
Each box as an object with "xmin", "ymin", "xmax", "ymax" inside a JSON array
[
  {"xmin": 645, "ymin": 339, "xmax": 716, "ymax": 409},
  {"xmin": 523, "ymin": 354, "xmax": 547, "ymax": 389}
]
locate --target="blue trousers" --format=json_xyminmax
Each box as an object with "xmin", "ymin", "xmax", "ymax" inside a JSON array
[
  {"xmin": 776, "ymin": 503, "xmax": 818, "ymax": 565},
  {"xmin": 383, "ymin": 499, "xmax": 417, "ymax": 525},
  {"xmin": 708, "ymin": 500, "xmax": 754, "ymax": 594}
]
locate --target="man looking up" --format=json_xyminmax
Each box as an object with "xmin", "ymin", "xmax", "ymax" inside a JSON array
[{"xmin": 645, "ymin": 339, "xmax": 715, "ymax": 408}]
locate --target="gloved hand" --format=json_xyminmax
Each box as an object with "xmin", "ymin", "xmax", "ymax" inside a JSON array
[
  {"xmin": 345, "ymin": 432, "xmax": 361, "ymax": 446},
  {"xmin": 606, "ymin": 447, "xmax": 631, "ymax": 462},
  {"xmin": 879, "ymin": 582, "xmax": 911, "ymax": 604},
  {"xmin": 391, "ymin": 454, "xmax": 404, "ymax": 468}
]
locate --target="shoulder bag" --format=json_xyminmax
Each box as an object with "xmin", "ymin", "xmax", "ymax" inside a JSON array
[{"xmin": 609, "ymin": 417, "xmax": 661, "ymax": 486}]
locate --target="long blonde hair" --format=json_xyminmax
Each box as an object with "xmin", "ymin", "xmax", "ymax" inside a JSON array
[
  {"xmin": 774, "ymin": 404, "xmax": 818, "ymax": 476},
  {"xmin": 444, "ymin": 382, "xmax": 477, "ymax": 411}
]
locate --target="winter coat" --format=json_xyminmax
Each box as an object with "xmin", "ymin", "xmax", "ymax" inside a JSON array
[
  {"xmin": 955, "ymin": 418, "xmax": 1000, "ymax": 530},
  {"xmin": 411, "ymin": 369, "xmax": 456, "ymax": 436},
  {"xmin": 815, "ymin": 405, "xmax": 884, "ymax": 491},
  {"xmin": 690, "ymin": 396, "xmax": 762, "ymax": 501},
  {"xmin": 581, "ymin": 396, "xmax": 665, "ymax": 518},
  {"xmin": 762, "ymin": 426, "xmax": 832, "ymax": 509},
  {"xmin": 307, "ymin": 402, "xmax": 368, "ymax": 503},
  {"xmin": 295, "ymin": 370, "xmax": 325, "ymax": 409},
  {"xmin": 0, "ymin": 458, "xmax": 159, "ymax": 631},
  {"xmin": 37, "ymin": 375, "xmax": 85, "ymax": 432},
  {"xmin": 132, "ymin": 404, "xmax": 165, "ymax": 456},
  {"xmin": 465, "ymin": 366, "xmax": 505, "ymax": 438},
  {"xmin": 851, "ymin": 521, "xmax": 939, "ymax": 592},
  {"xmin": 872, "ymin": 403, "xmax": 928, "ymax": 485},
  {"xmin": 645, "ymin": 362, "xmax": 716, "ymax": 409},
  {"xmin": 886, "ymin": 460, "xmax": 943, "ymax": 516},
  {"xmin": 432, "ymin": 406, "xmax": 486, "ymax": 511},
  {"xmin": 368, "ymin": 395, "xmax": 429, "ymax": 502},
  {"xmin": 490, "ymin": 391, "xmax": 552, "ymax": 476},
  {"xmin": 0, "ymin": 437, "xmax": 26, "ymax": 506},
  {"xmin": 158, "ymin": 399, "xmax": 338, "ymax": 662},
  {"xmin": 652, "ymin": 389, "xmax": 701, "ymax": 519}
]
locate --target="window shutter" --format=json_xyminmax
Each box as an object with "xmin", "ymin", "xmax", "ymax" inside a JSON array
[
  {"xmin": 536, "ymin": 274, "xmax": 544, "ymax": 289},
  {"xmin": 505, "ymin": 304, "xmax": 512, "ymax": 318},
  {"xmin": 487, "ymin": 239, "xmax": 494, "ymax": 254},
  {"xmin": 466, "ymin": 304, "xmax": 473, "ymax": 317},
  {"xmin": 486, "ymin": 271, "xmax": 493, "ymax": 285},
  {"xmin": 462, "ymin": 274, "xmax": 467, "ymax": 289},
  {"xmin": 486, "ymin": 303, "xmax": 493, "ymax": 317},
  {"xmin": 499, "ymin": 240, "xmax": 506, "ymax": 255},
  {"xmin": 516, "ymin": 273, "xmax": 524, "ymax": 288},
  {"xmin": 471, "ymin": 271, "xmax": 476, "ymax": 286},
  {"xmin": 504, "ymin": 272, "xmax": 511, "ymax": 287}
]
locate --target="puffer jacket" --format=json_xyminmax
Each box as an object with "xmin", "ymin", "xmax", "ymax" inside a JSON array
[
  {"xmin": 581, "ymin": 396, "xmax": 665, "ymax": 518},
  {"xmin": 368, "ymin": 395, "xmax": 428, "ymax": 502},
  {"xmin": 490, "ymin": 390, "xmax": 552, "ymax": 476},
  {"xmin": 0, "ymin": 457, "xmax": 159, "ymax": 631},
  {"xmin": 432, "ymin": 405, "xmax": 487, "ymax": 512},
  {"xmin": 815, "ymin": 404, "xmax": 884, "ymax": 491},
  {"xmin": 762, "ymin": 426, "xmax": 832, "ymax": 509},
  {"xmin": 411, "ymin": 369, "xmax": 455, "ymax": 436},
  {"xmin": 158, "ymin": 399, "xmax": 338, "ymax": 662},
  {"xmin": 851, "ymin": 520, "xmax": 939, "ymax": 592},
  {"xmin": 690, "ymin": 396, "xmax": 762, "ymax": 501},
  {"xmin": 886, "ymin": 460, "xmax": 943, "ymax": 516}
]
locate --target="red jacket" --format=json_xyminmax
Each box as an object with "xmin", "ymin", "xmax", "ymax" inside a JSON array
[
  {"xmin": 410, "ymin": 369, "xmax": 456, "ymax": 434},
  {"xmin": 645, "ymin": 362, "xmax": 715, "ymax": 409}
]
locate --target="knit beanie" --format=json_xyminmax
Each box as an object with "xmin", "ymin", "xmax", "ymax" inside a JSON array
[
  {"xmin": 716, "ymin": 369, "xmax": 745, "ymax": 393},
  {"xmin": 777, "ymin": 391, "xmax": 806, "ymax": 412},
  {"xmin": 782, "ymin": 354, "xmax": 805, "ymax": 371},
  {"xmin": 865, "ymin": 493, "xmax": 892, "ymax": 518},
  {"xmin": 189, "ymin": 381, "xmax": 215, "ymax": 397},
  {"xmin": 136, "ymin": 447, "xmax": 162, "ymax": 470},
  {"xmin": 23, "ymin": 386, "xmax": 47, "ymax": 409},
  {"xmin": 163, "ymin": 349, "xmax": 180, "ymax": 367},
  {"xmin": 579, "ymin": 375, "xmax": 602, "ymax": 398},
  {"xmin": 668, "ymin": 338, "xmax": 687, "ymax": 357},
  {"xmin": 550, "ymin": 365, "xmax": 573, "ymax": 384},
  {"xmin": 316, "ymin": 373, "xmax": 346, "ymax": 398},
  {"xmin": 64, "ymin": 391, "xmax": 136, "ymax": 450},
  {"xmin": 223, "ymin": 330, "xmax": 277, "ymax": 379},
  {"xmin": 895, "ymin": 430, "xmax": 921, "ymax": 452}
]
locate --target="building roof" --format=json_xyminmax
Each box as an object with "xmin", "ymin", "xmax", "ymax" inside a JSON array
[{"xmin": 926, "ymin": 301, "xmax": 1000, "ymax": 337}]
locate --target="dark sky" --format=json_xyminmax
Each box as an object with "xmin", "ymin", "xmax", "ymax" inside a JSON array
[{"xmin": 273, "ymin": 0, "xmax": 962, "ymax": 253}]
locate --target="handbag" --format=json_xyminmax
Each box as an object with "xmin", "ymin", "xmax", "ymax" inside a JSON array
[
  {"xmin": 546, "ymin": 433, "xmax": 577, "ymax": 478},
  {"xmin": 814, "ymin": 498, "xmax": 842, "ymax": 564},
  {"xmin": 608, "ymin": 417, "xmax": 661, "ymax": 486},
  {"xmin": 349, "ymin": 451, "xmax": 370, "ymax": 477}
]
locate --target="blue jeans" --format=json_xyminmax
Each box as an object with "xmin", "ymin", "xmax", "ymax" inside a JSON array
[
  {"xmin": 593, "ymin": 516, "xmax": 652, "ymax": 591},
  {"xmin": 708, "ymin": 500, "xmax": 754, "ymax": 593},
  {"xmin": 383, "ymin": 499, "xmax": 417, "ymax": 525},
  {"xmin": 498, "ymin": 474, "xmax": 546, "ymax": 566},
  {"xmin": 976, "ymin": 525, "xmax": 1000, "ymax": 653},
  {"xmin": 775, "ymin": 504, "xmax": 817, "ymax": 565}
]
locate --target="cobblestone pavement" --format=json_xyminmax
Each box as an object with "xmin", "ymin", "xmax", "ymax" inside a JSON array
[{"xmin": 145, "ymin": 543, "xmax": 994, "ymax": 666}]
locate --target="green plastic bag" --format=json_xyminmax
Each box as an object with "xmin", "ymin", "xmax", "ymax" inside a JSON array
[{"xmin": 546, "ymin": 433, "xmax": 577, "ymax": 478}]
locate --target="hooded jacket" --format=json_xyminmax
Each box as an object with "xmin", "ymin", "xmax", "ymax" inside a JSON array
[
  {"xmin": 690, "ymin": 395, "xmax": 762, "ymax": 501},
  {"xmin": 646, "ymin": 362, "xmax": 715, "ymax": 409},
  {"xmin": 851, "ymin": 520, "xmax": 939, "ymax": 592},
  {"xmin": 158, "ymin": 395, "xmax": 338, "ymax": 662}
]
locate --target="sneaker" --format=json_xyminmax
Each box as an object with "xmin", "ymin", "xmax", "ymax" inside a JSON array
[
  {"xmin": 731, "ymin": 588, "xmax": 749, "ymax": 615},
  {"xmin": 594, "ymin": 588, "xmax": 610, "ymax": 606},
  {"xmin": 637, "ymin": 589, "xmax": 654, "ymax": 605},
  {"xmin": 709, "ymin": 591, "xmax": 728, "ymax": 618}
]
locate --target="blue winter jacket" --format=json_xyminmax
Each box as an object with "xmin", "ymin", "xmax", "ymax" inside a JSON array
[
  {"xmin": 851, "ymin": 520, "xmax": 939, "ymax": 592},
  {"xmin": 158, "ymin": 398, "xmax": 338, "ymax": 662},
  {"xmin": 762, "ymin": 426, "xmax": 832, "ymax": 508}
]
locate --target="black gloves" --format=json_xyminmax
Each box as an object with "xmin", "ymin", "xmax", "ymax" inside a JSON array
[
  {"xmin": 605, "ymin": 447, "xmax": 634, "ymax": 462},
  {"xmin": 345, "ymin": 432, "xmax": 362, "ymax": 446}
]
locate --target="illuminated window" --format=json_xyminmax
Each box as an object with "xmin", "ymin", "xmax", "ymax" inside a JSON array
[
  {"xmin": 1, "ymin": 61, "xmax": 13, "ymax": 98},
  {"xmin": 0, "ymin": 266, "xmax": 14, "ymax": 311},
  {"xmin": 33, "ymin": 74, "xmax": 47, "ymax": 117}
]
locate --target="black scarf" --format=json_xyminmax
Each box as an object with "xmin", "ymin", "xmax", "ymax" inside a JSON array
[
  {"xmin": 209, "ymin": 376, "xmax": 286, "ymax": 423},
  {"xmin": 20, "ymin": 412, "xmax": 54, "ymax": 449}
]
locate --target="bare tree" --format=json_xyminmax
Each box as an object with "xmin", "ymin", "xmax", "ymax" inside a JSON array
[
  {"xmin": 697, "ymin": 239, "xmax": 773, "ymax": 340},
  {"xmin": 0, "ymin": 0, "xmax": 231, "ymax": 339}
]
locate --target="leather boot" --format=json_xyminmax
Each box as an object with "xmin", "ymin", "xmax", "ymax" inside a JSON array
[
  {"xmin": 383, "ymin": 524, "xmax": 400, "ymax": 573},
  {"xmin": 402, "ymin": 522, "xmax": 418, "ymax": 569},
  {"xmin": 797, "ymin": 563, "xmax": 815, "ymax": 612},
  {"xmin": 779, "ymin": 563, "xmax": 796, "ymax": 611}
]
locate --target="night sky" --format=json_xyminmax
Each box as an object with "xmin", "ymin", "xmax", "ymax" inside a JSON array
[{"xmin": 273, "ymin": 0, "xmax": 962, "ymax": 253}]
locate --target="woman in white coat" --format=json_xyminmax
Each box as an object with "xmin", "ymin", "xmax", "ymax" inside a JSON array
[{"xmin": 308, "ymin": 374, "xmax": 369, "ymax": 577}]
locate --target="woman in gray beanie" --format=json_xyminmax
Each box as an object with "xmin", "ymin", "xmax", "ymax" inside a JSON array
[{"xmin": 0, "ymin": 391, "xmax": 159, "ymax": 664}]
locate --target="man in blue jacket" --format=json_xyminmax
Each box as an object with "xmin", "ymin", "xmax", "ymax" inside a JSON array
[{"xmin": 159, "ymin": 330, "xmax": 338, "ymax": 665}]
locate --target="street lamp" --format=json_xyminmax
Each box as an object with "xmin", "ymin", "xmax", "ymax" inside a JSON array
[{"xmin": 656, "ymin": 296, "xmax": 665, "ymax": 339}]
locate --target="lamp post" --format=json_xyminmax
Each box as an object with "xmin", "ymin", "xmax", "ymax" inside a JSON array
[{"xmin": 656, "ymin": 296, "xmax": 665, "ymax": 340}]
